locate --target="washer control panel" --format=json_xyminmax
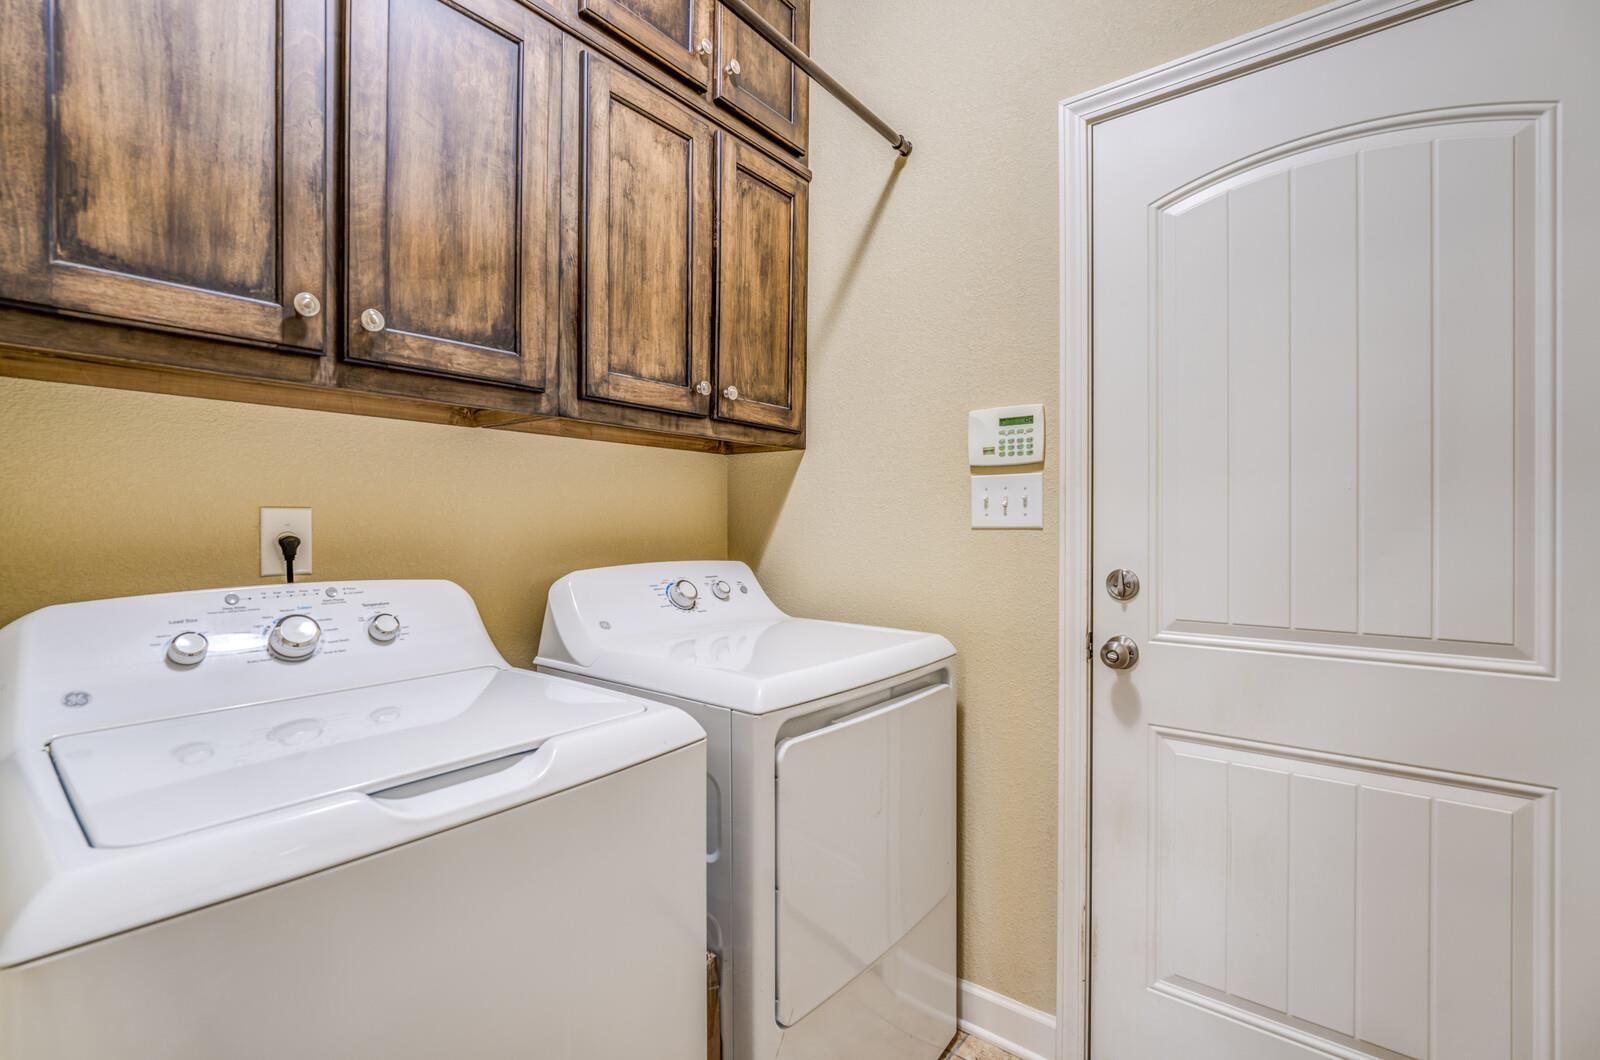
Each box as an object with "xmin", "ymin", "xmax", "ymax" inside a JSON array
[{"xmin": 0, "ymin": 580, "xmax": 504, "ymax": 744}]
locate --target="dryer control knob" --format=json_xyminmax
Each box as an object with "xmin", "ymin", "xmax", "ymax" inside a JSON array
[
  {"xmin": 711, "ymin": 579, "xmax": 732, "ymax": 601},
  {"xmin": 166, "ymin": 631, "xmax": 209, "ymax": 667},
  {"xmin": 268, "ymin": 614, "xmax": 322, "ymax": 661},
  {"xmin": 368, "ymin": 613, "xmax": 401, "ymax": 643},
  {"xmin": 667, "ymin": 579, "xmax": 699, "ymax": 611}
]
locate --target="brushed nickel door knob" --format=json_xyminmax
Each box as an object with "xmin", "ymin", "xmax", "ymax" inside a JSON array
[
  {"xmin": 723, "ymin": 385, "xmax": 739, "ymax": 400},
  {"xmin": 725, "ymin": 58, "xmax": 741, "ymax": 77},
  {"xmin": 698, "ymin": 38, "xmax": 713, "ymax": 56},
  {"xmin": 292, "ymin": 292, "xmax": 322, "ymax": 318},
  {"xmin": 1099, "ymin": 635, "xmax": 1139, "ymax": 671},
  {"xmin": 359, "ymin": 308, "xmax": 386, "ymax": 333},
  {"xmin": 695, "ymin": 380, "xmax": 712, "ymax": 396}
]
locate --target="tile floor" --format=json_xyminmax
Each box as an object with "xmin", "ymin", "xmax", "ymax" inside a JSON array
[{"xmin": 939, "ymin": 1031, "xmax": 1025, "ymax": 1060}]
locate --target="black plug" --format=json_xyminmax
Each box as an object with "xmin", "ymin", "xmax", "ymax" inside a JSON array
[{"xmin": 277, "ymin": 533, "xmax": 301, "ymax": 584}]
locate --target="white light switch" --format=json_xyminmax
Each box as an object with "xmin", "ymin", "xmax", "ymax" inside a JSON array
[
  {"xmin": 260, "ymin": 507, "xmax": 313, "ymax": 577},
  {"xmin": 971, "ymin": 473, "xmax": 1043, "ymax": 529}
]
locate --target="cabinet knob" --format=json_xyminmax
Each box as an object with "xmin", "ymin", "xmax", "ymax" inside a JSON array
[
  {"xmin": 723, "ymin": 385, "xmax": 739, "ymax": 400},
  {"xmin": 359, "ymin": 308, "xmax": 386, "ymax": 333},
  {"xmin": 725, "ymin": 58, "xmax": 741, "ymax": 77},
  {"xmin": 695, "ymin": 380, "xmax": 712, "ymax": 396},
  {"xmin": 698, "ymin": 38, "xmax": 713, "ymax": 56},
  {"xmin": 292, "ymin": 292, "xmax": 322, "ymax": 318}
]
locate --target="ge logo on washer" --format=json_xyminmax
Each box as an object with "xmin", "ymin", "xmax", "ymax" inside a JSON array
[{"xmin": 61, "ymin": 691, "xmax": 91, "ymax": 708}]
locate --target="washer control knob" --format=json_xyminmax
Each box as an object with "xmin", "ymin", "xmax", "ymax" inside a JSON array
[
  {"xmin": 368, "ymin": 613, "xmax": 401, "ymax": 643},
  {"xmin": 166, "ymin": 631, "xmax": 209, "ymax": 667},
  {"xmin": 268, "ymin": 614, "xmax": 322, "ymax": 661},
  {"xmin": 667, "ymin": 579, "xmax": 699, "ymax": 611},
  {"xmin": 711, "ymin": 579, "xmax": 732, "ymax": 601}
]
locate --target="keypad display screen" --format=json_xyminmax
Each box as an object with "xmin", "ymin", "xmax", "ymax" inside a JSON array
[{"xmin": 998, "ymin": 415, "xmax": 1034, "ymax": 427}]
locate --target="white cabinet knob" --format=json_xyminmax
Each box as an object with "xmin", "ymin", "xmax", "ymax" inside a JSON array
[
  {"xmin": 292, "ymin": 292, "xmax": 322, "ymax": 318},
  {"xmin": 360, "ymin": 308, "xmax": 386, "ymax": 333},
  {"xmin": 725, "ymin": 58, "xmax": 741, "ymax": 77},
  {"xmin": 723, "ymin": 385, "xmax": 739, "ymax": 400},
  {"xmin": 695, "ymin": 380, "xmax": 712, "ymax": 395}
]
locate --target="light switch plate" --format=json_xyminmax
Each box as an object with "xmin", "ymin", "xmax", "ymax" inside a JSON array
[
  {"xmin": 260, "ymin": 507, "xmax": 313, "ymax": 577},
  {"xmin": 971, "ymin": 473, "xmax": 1043, "ymax": 529}
]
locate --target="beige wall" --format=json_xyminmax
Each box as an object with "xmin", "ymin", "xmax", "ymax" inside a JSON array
[
  {"xmin": 0, "ymin": 377, "xmax": 727, "ymax": 662},
  {"xmin": 729, "ymin": 0, "xmax": 1325, "ymax": 1013}
]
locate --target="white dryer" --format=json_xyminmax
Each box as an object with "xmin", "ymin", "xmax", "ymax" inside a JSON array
[
  {"xmin": 537, "ymin": 561, "xmax": 958, "ymax": 1060},
  {"xmin": 0, "ymin": 579, "xmax": 706, "ymax": 1059}
]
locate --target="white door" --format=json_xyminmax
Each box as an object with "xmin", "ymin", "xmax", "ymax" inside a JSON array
[{"xmin": 1089, "ymin": 1, "xmax": 1599, "ymax": 1056}]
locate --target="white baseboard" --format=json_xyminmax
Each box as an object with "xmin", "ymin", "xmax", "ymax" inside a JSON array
[{"xmin": 958, "ymin": 979, "xmax": 1056, "ymax": 1060}]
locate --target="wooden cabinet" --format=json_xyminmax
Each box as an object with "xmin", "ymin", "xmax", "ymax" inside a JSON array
[
  {"xmin": 345, "ymin": 0, "xmax": 561, "ymax": 395},
  {"xmin": 715, "ymin": 134, "xmax": 806, "ymax": 432},
  {"xmin": 0, "ymin": 0, "xmax": 328, "ymax": 350},
  {"xmin": 578, "ymin": 52, "xmax": 716, "ymax": 417},
  {"xmin": 713, "ymin": 0, "xmax": 808, "ymax": 155},
  {"xmin": 578, "ymin": 0, "xmax": 714, "ymax": 88},
  {"xmin": 0, "ymin": 0, "xmax": 809, "ymax": 451}
]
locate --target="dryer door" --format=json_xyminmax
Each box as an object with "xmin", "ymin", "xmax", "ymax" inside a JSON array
[{"xmin": 774, "ymin": 682, "xmax": 955, "ymax": 1027}]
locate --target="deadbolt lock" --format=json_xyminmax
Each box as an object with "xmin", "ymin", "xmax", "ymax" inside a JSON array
[
  {"xmin": 1099, "ymin": 635, "xmax": 1139, "ymax": 671},
  {"xmin": 1106, "ymin": 569, "xmax": 1140, "ymax": 601}
]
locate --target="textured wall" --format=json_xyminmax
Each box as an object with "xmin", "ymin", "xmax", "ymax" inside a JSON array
[
  {"xmin": 0, "ymin": 377, "xmax": 727, "ymax": 663},
  {"xmin": 728, "ymin": 0, "xmax": 1325, "ymax": 1013}
]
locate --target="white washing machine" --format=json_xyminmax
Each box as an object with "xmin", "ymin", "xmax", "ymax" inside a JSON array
[
  {"xmin": 0, "ymin": 579, "xmax": 706, "ymax": 1059},
  {"xmin": 536, "ymin": 561, "xmax": 958, "ymax": 1060}
]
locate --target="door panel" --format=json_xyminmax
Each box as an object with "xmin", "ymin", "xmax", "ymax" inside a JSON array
[
  {"xmin": 579, "ymin": 52, "xmax": 714, "ymax": 416},
  {"xmin": 715, "ymin": 134, "xmax": 806, "ymax": 432},
  {"xmin": 346, "ymin": 0, "xmax": 560, "ymax": 392},
  {"xmin": 713, "ymin": 0, "xmax": 808, "ymax": 154},
  {"xmin": 774, "ymin": 685, "xmax": 955, "ymax": 1028},
  {"xmin": 0, "ymin": 0, "xmax": 327, "ymax": 349},
  {"xmin": 1089, "ymin": 1, "xmax": 1595, "ymax": 1057},
  {"xmin": 579, "ymin": 0, "xmax": 712, "ymax": 87}
]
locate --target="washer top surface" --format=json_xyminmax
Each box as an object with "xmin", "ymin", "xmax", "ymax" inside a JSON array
[
  {"xmin": 0, "ymin": 579, "xmax": 702, "ymax": 967},
  {"xmin": 536, "ymin": 562, "xmax": 955, "ymax": 713}
]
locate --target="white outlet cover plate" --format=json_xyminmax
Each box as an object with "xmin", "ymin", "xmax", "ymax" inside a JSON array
[
  {"xmin": 260, "ymin": 507, "xmax": 313, "ymax": 577},
  {"xmin": 971, "ymin": 473, "xmax": 1043, "ymax": 529}
]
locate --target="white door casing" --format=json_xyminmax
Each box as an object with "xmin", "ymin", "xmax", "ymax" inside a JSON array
[{"xmin": 1059, "ymin": 1, "xmax": 1600, "ymax": 1057}]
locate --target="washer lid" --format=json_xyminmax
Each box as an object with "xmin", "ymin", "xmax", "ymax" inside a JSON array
[
  {"xmin": 50, "ymin": 667, "xmax": 643, "ymax": 848},
  {"xmin": 545, "ymin": 618, "xmax": 955, "ymax": 714}
]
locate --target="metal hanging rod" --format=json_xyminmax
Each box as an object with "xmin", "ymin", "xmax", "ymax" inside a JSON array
[{"xmin": 718, "ymin": 0, "xmax": 913, "ymax": 157}]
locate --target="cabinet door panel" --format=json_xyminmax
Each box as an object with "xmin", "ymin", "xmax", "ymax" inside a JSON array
[
  {"xmin": 580, "ymin": 53, "xmax": 714, "ymax": 416},
  {"xmin": 579, "ymin": 0, "xmax": 712, "ymax": 87},
  {"xmin": 346, "ymin": 0, "xmax": 560, "ymax": 391},
  {"xmin": 713, "ymin": 0, "xmax": 807, "ymax": 154},
  {"xmin": 715, "ymin": 134, "xmax": 805, "ymax": 432},
  {"xmin": 0, "ymin": 0, "xmax": 328, "ymax": 349}
]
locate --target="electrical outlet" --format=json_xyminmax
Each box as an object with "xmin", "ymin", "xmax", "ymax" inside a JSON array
[
  {"xmin": 260, "ymin": 507, "xmax": 313, "ymax": 577},
  {"xmin": 971, "ymin": 473, "xmax": 1043, "ymax": 529}
]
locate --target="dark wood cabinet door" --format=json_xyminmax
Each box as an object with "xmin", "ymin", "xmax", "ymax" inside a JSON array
[
  {"xmin": 579, "ymin": 52, "xmax": 714, "ymax": 417},
  {"xmin": 0, "ymin": 0, "xmax": 328, "ymax": 350},
  {"xmin": 579, "ymin": 0, "xmax": 713, "ymax": 88},
  {"xmin": 712, "ymin": 0, "xmax": 807, "ymax": 155},
  {"xmin": 345, "ymin": 0, "xmax": 560, "ymax": 392},
  {"xmin": 715, "ymin": 133, "xmax": 805, "ymax": 433}
]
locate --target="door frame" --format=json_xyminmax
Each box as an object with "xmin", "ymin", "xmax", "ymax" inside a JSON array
[{"xmin": 1053, "ymin": 2, "xmax": 1467, "ymax": 1057}]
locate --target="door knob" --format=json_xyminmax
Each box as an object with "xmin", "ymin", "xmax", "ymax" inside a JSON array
[
  {"xmin": 698, "ymin": 38, "xmax": 713, "ymax": 56},
  {"xmin": 359, "ymin": 308, "xmax": 386, "ymax": 333},
  {"xmin": 725, "ymin": 58, "xmax": 741, "ymax": 77},
  {"xmin": 723, "ymin": 385, "xmax": 739, "ymax": 400},
  {"xmin": 1099, "ymin": 635, "xmax": 1139, "ymax": 671},
  {"xmin": 695, "ymin": 380, "xmax": 712, "ymax": 395},
  {"xmin": 291, "ymin": 291, "xmax": 322, "ymax": 318}
]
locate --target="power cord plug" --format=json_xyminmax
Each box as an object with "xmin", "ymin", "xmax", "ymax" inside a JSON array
[{"xmin": 277, "ymin": 533, "xmax": 302, "ymax": 584}]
